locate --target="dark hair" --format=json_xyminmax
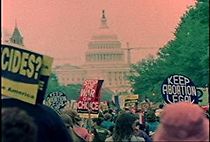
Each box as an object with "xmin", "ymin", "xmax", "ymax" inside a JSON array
[
  {"xmin": 145, "ymin": 109, "xmax": 157, "ymax": 122},
  {"xmin": 2, "ymin": 107, "xmax": 37, "ymax": 142},
  {"xmin": 92, "ymin": 117, "xmax": 103, "ymax": 126},
  {"xmin": 108, "ymin": 108, "xmax": 113, "ymax": 114},
  {"xmin": 104, "ymin": 113, "xmax": 112, "ymax": 121},
  {"xmin": 159, "ymin": 104, "xmax": 164, "ymax": 109},
  {"xmin": 112, "ymin": 112, "xmax": 137, "ymax": 141},
  {"xmin": 103, "ymin": 110, "xmax": 109, "ymax": 114}
]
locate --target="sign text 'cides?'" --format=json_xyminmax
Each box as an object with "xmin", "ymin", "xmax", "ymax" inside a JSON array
[
  {"xmin": 161, "ymin": 74, "xmax": 199, "ymax": 104},
  {"xmin": 1, "ymin": 45, "xmax": 42, "ymax": 80},
  {"xmin": 1, "ymin": 44, "xmax": 53, "ymax": 105}
]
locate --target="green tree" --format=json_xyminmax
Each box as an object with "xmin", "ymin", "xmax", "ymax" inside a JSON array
[
  {"xmin": 62, "ymin": 84, "xmax": 82, "ymax": 100},
  {"xmin": 101, "ymin": 88, "xmax": 114, "ymax": 101},
  {"xmin": 129, "ymin": 0, "xmax": 209, "ymax": 103},
  {"xmin": 45, "ymin": 73, "xmax": 60, "ymax": 96}
]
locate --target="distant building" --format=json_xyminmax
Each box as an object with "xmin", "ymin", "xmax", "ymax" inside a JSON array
[
  {"xmin": 2, "ymin": 23, "xmax": 24, "ymax": 48},
  {"xmin": 10, "ymin": 25, "xmax": 24, "ymax": 46},
  {"xmin": 54, "ymin": 10, "xmax": 132, "ymax": 95}
]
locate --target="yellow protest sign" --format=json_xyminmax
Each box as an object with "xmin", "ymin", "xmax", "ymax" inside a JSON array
[
  {"xmin": 36, "ymin": 55, "xmax": 54, "ymax": 103},
  {"xmin": 2, "ymin": 78, "xmax": 39, "ymax": 104},
  {"xmin": 119, "ymin": 94, "xmax": 139, "ymax": 108},
  {"xmin": 1, "ymin": 44, "xmax": 53, "ymax": 104}
]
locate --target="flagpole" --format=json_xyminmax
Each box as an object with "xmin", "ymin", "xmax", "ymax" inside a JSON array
[{"xmin": 87, "ymin": 100, "xmax": 91, "ymax": 133}]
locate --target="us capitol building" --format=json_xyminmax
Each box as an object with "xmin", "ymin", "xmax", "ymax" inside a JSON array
[
  {"xmin": 3, "ymin": 10, "xmax": 133, "ymax": 95},
  {"xmin": 54, "ymin": 10, "xmax": 132, "ymax": 95}
]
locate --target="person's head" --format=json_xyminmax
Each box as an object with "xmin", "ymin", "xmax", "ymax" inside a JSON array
[
  {"xmin": 63, "ymin": 109, "xmax": 82, "ymax": 126},
  {"xmin": 108, "ymin": 108, "xmax": 113, "ymax": 114},
  {"xmin": 60, "ymin": 113, "xmax": 73, "ymax": 128},
  {"xmin": 112, "ymin": 112, "xmax": 138, "ymax": 141},
  {"xmin": 104, "ymin": 113, "xmax": 112, "ymax": 121},
  {"xmin": 124, "ymin": 106, "xmax": 130, "ymax": 112},
  {"xmin": 2, "ymin": 107, "xmax": 37, "ymax": 142},
  {"xmin": 92, "ymin": 117, "xmax": 103, "ymax": 126},
  {"xmin": 159, "ymin": 104, "xmax": 164, "ymax": 109},
  {"xmin": 103, "ymin": 110, "xmax": 109, "ymax": 114},
  {"xmin": 145, "ymin": 109, "xmax": 157, "ymax": 122},
  {"xmin": 154, "ymin": 102, "xmax": 209, "ymax": 141},
  {"xmin": 135, "ymin": 108, "xmax": 142, "ymax": 113}
]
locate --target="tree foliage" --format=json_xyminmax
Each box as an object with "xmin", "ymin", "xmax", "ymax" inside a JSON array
[
  {"xmin": 45, "ymin": 73, "xmax": 60, "ymax": 95},
  {"xmin": 129, "ymin": 0, "xmax": 209, "ymax": 103}
]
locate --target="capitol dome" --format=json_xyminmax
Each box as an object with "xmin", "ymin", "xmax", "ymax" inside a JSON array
[
  {"xmin": 91, "ymin": 10, "xmax": 118, "ymax": 41},
  {"xmin": 85, "ymin": 10, "xmax": 126, "ymax": 65}
]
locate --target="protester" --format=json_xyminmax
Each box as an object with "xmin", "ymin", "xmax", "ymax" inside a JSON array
[
  {"xmin": 145, "ymin": 109, "xmax": 159, "ymax": 136},
  {"xmin": 205, "ymin": 108, "xmax": 210, "ymax": 119},
  {"xmin": 201, "ymin": 105, "xmax": 209, "ymax": 119},
  {"xmin": 108, "ymin": 108, "xmax": 115, "ymax": 120},
  {"xmin": 153, "ymin": 102, "xmax": 209, "ymax": 141},
  {"xmin": 101, "ymin": 113, "xmax": 115, "ymax": 131},
  {"xmin": 133, "ymin": 115, "xmax": 152, "ymax": 142},
  {"xmin": 63, "ymin": 109, "xmax": 93, "ymax": 141},
  {"xmin": 60, "ymin": 113, "xmax": 86, "ymax": 142},
  {"xmin": 124, "ymin": 106, "xmax": 130, "ymax": 113},
  {"xmin": 2, "ymin": 107, "xmax": 37, "ymax": 142},
  {"xmin": 2, "ymin": 97, "xmax": 73, "ymax": 142},
  {"xmin": 155, "ymin": 104, "xmax": 164, "ymax": 119},
  {"xmin": 105, "ymin": 112, "xmax": 145, "ymax": 142},
  {"xmin": 60, "ymin": 113, "xmax": 74, "ymax": 128},
  {"xmin": 135, "ymin": 109, "xmax": 145, "ymax": 125},
  {"xmin": 92, "ymin": 117, "xmax": 110, "ymax": 142}
]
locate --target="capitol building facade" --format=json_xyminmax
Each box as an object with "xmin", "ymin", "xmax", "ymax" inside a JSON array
[
  {"xmin": 54, "ymin": 10, "xmax": 132, "ymax": 95},
  {"xmin": 2, "ymin": 11, "xmax": 133, "ymax": 95}
]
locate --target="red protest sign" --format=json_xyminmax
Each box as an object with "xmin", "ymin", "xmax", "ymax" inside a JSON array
[{"xmin": 77, "ymin": 79, "xmax": 104, "ymax": 116}]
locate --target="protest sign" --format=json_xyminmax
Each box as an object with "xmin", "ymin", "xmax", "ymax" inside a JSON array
[
  {"xmin": 44, "ymin": 91, "xmax": 68, "ymax": 112},
  {"xmin": 77, "ymin": 79, "xmax": 104, "ymax": 118},
  {"xmin": 1, "ymin": 44, "xmax": 53, "ymax": 104},
  {"xmin": 36, "ymin": 55, "xmax": 53, "ymax": 104},
  {"xmin": 124, "ymin": 95, "xmax": 139, "ymax": 108},
  {"xmin": 197, "ymin": 87, "xmax": 209, "ymax": 106},
  {"xmin": 161, "ymin": 74, "xmax": 202, "ymax": 104},
  {"xmin": 115, "ymin": 94, "xmax": 139, "ymax": 109}
]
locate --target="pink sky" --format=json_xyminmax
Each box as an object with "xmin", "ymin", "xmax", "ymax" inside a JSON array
[{"xmin": 2, "ymin": 0, "xmax": 195, "ymax": 66}]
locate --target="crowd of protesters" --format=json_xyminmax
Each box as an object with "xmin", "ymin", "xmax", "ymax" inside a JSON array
[{"xmin": 2, "ymin": 95, "xmax": 209, "ymax": 142}]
